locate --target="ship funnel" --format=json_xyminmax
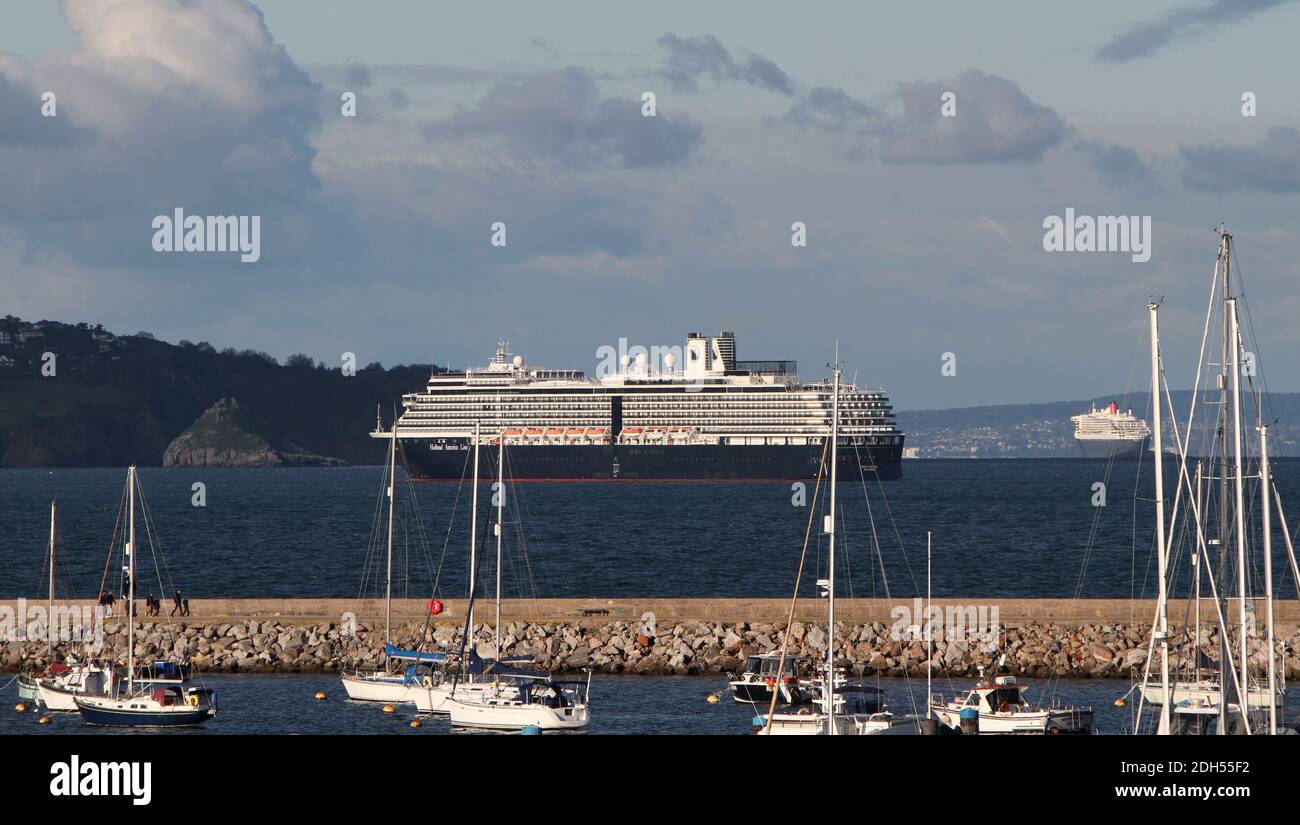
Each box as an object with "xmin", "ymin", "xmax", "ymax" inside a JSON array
[{"xmin": 712, "ymin": 331, "xmax": 736, "ymax": 372}]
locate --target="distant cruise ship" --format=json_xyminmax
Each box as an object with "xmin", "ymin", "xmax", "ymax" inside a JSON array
[
  {"xmin": 1070, "ymin": 401, "xmax": 1151, "ymax": 459},
  {"xmin": 380, "ymin": 331, "xmax": 905, "ymax": 481}
]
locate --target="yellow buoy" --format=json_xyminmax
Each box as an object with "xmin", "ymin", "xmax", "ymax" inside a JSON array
[
  {"xmin": 382, "ymin": 704, "xmax": 396, "ymax": 714},
  {"xmin": 38, "ymin": 715, "xmax": 52, "ymax": 725},
  {"xmin": 706, "ymin": 694, "xmax": 719, "ymax": 704},
  {"xmin": 410, "ymin": 719, "xmax": 422, "ymax": 728},
  {"xmin": 15, "ymin": 703, "xmax": 27, "ymax": 713},
  {"xmin": 314, "ymin": 691, "xmax": 327, "ymax": 701},
  {"xmin": 1114, "ymin": 698, "xmax": 1127, "ymax": 708}
]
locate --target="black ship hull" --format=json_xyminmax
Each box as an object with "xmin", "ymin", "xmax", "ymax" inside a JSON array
[{"xmin": 401, "ymin": 440, "xmax": 903, "ymax": 481}]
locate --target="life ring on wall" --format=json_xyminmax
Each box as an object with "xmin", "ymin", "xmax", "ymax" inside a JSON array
[{"xmin": 426, "ymin": 599, "xmax": 444, "ymax": 616}]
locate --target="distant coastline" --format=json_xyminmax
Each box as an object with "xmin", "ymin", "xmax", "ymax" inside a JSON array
[
  {"xmin": 5, "ymin": 315, "xmax": 1300, "ymax": 467},
  {"xmin": 0, "ymin": 316, "xmax": 437, "ymax": 468}
]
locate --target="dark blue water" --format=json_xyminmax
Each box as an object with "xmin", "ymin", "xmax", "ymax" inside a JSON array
[
  {"xmin": 2, "ymin": 460, "xmax": 1297, "ymax": 600},
  {"xmin": 6, "ymin": 673, "xmax": 1297, "ymax": 735}
]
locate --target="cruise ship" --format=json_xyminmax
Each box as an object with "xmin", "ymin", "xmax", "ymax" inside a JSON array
[
  {"xmin": 1070, "ymin": 401, "xmax": 1150, "ymax": 459},
  {"xmin": 380, "ymin": 331, "xmax": 905, "ymax": 481}
]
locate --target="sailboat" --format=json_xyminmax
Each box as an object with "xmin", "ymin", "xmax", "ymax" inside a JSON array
[
  {"xmin": 17, "ymin": 500, "xmax": 59, "ymax": 705},
  {"xmin": 24, "ymin": 500, "xmax": 115, "ymax": 712},
  {"xmin": 758, "ymin": 351, "xmax": 922, "ymax": 736},
  {"xmin": 440, "ymin": 430, "xmax": 592, "ymax": 730},
  {"xmin": 1133, "ymin": 229, "xmax": 1292, "ymax": 735},
  {"xmin": 74, "ymin": 466, "xmax": 216, "ymax": 726},
  {"xmin": 341, "ymin": 426, "xmax": 432, "ymax": 703},
  {"xmin": 412, "ymin": 424, "xmax": 519, "ymax": 715}
]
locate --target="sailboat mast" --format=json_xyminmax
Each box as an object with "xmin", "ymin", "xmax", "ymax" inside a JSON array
[
  {"xmin": 495, "ymin": 433, "xmax": 504, "ymax": 660},
  {"xmin": 469, "ymin": 422, "xmax": 480, "ymax": 644},
  {"xmin": 1228, "ymin": 298, "xmax": 1250, "ymax": 710},
  {"xmin": 48, "ymin": 500, "xmax": 56, "ymax": 663},
  {"xmin": 1149, "ymin": 302, "xmax": 1172, "ymax": 735},
  {"xmin": 826, "ymin": 347, "xmax": 840, "ymax": 736},
  {"xmin": 1260, "ymin": 424, "xmax": 1277, "ymax": 735},
  {"xmin": 127, "ymin": 466, "xmax": 136, "ymax": 695},
  {"xmin": 1216, "ymin": 229, "xmax": 1232, "ymax": 734},
  {"xmin": 926, "ymin": 531, "xmax": 932, "ymax": 711},
  {"xmin": 1194, "ymin": 463, "xmax": 1204, "ymax": 661},
  {"xmin": 384, "ymin": 424, "xmax": 396, "ymax": 665}
]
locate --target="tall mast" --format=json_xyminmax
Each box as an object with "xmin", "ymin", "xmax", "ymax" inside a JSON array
[
  {"xmin": 926, "ymin": 530, "xmax": 932, "ymax": 714},
  {"xmin": 826, "ymin": 344, "xmax": 840, "ymax": 736},
  {"xmin": 384, "ymin": 424, "xmax": 396, "ymax": 667},
  {"xmin": 1148, "ymin": 302, "xmax": 1172, "ymax": 735},
  {"xmin": 1228, "ymin": 297, "xmax": 1249, "ymax": 711},
  {"xmin": 1193, "ymin": 462, "xmax": 1204, "ymax": 665},
  {"xmin": 127, "ymin": 466, "xmax": 136, "ymax": 695},
  {"xmin": 468, "ymin": 422, "xmax": 480, "ymax": 645},
  {"xmin": 1215, "ymin": 229, "xmax": 1232, "ymax": 734},
  {"xmin": 1259, "ymin": 424, "xmax": 1277, "ymax": 734},
  {"xmin": 47, "ymin": 500, "xmax": 56, "ymax": 663},
  {"xmin": 495, "ymin": 432, "xmax": 504, "ymax": 660}
]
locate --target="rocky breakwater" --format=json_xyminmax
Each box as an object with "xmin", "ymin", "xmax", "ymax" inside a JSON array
[{"xmin": 5, "ymin": 619, "xmax": 1298, "ymax": 679}]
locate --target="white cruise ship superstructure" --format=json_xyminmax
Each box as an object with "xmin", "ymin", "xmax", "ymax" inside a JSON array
[
  {"xmin": 1071, "ymin": 401, "xmax": 1151, "ymax": 459},
  {"xmin": 381, "ymin": 331, "xmax": 905, "ymax": 480}
]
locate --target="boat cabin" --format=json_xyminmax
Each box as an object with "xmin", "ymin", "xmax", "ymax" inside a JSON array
[
  {"xmin": 967, "ymin": 676, "xmax": 1027, "ymax": 713},
  {"xmin": 742, "ymin": 654, "xmax": 809, "ymax": 680},
  {"xmin": 150, "ymin": 686, "xmax": 185, "ymax": 706}
]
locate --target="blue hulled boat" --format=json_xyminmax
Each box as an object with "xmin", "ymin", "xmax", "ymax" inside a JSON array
[
  {"xmin": 73, "ymin": 466, "xmax": 218, "ymax": 728},
  {"xmin": 75, "ymin": 684, "xmax": 216, "ymax": 727}
]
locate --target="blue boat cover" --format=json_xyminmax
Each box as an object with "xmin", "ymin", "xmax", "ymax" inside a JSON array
[
  {"xmin": 466, "ymin": 650, "xmax": 543, "ymax": 679},
  {"xmin": 385, "ymin": 644, "xmax": 447, "ymax": 663}
]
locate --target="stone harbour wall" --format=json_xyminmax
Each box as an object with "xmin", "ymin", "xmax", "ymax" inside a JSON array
[{"xmin": 5, "ymin": 618, "xmax": 1298, "ymax": 680}]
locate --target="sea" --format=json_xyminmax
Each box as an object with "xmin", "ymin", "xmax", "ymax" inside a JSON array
[
  {"xmin": 6, "ymin": 673, "xmax": 1297, "ymax": 736},
  {"xmin": 4, "ymin": 459, "xmax": 1298, "ymax": 736},
  {"xmin": 1, "ymin": 459, "xmax": 1297, "ymax": 601}
]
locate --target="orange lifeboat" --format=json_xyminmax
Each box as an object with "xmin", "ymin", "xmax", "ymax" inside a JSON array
[
  {"xmin": 586, "ymin": 427, "xmax": 605, "ymax": 436},
  {"xmin": 566, "ymin": 427, "xmax": 584, "ymax": 436},
  {"xmin": 526, "ymin": 428, "xmax": 544, "ymax": 437},
  {"xmin": 623, "ymin": 427, "xmax": 642, "ymax": 435},
  {"xmin": 546, "ymin": 427, "xmax": 564, "ymax": 436},
  {"xmin": 505, "ymin": 428, "xmax": 524, "ymax": 437}
]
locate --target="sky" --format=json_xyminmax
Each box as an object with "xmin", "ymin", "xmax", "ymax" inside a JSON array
[{"xmin": 2, "ymin": 0, "xmax": 1300, "ymax": 409}]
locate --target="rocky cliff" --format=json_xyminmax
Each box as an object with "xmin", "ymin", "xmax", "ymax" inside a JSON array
[
  {"xmin": 0, "ymin": 316, "xmax": 436, "ymax": 468},
  {"xmin": 162, "ymin": 398, "xmax": 344, "ymax": 467}
]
